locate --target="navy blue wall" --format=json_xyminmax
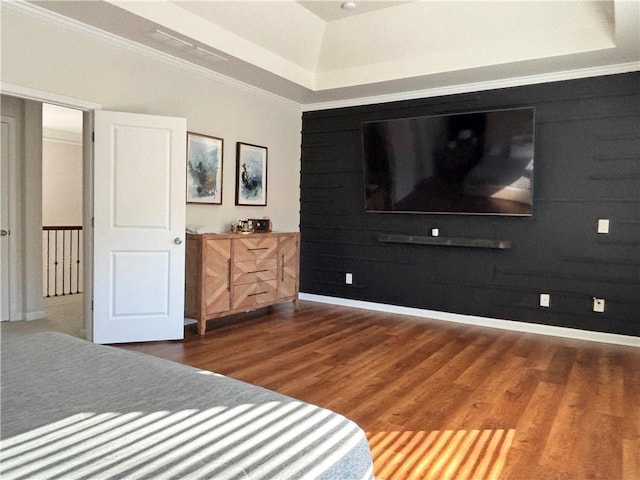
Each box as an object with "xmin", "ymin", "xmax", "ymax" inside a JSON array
[{"xmin": 300, "ymin": 73, "xmax": 640, "ymax": 336}]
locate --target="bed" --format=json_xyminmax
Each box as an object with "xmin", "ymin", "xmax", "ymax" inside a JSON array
[{"xmin": 0, "ymin": 332, "xmax": 374, "ymax": 480}]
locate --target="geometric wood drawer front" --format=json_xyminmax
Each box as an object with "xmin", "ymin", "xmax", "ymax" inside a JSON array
[
  {"xmin": 204, "ymin": 274, "xmax": 231, "ymax": 316},
  {"xmin": 233, "ymin": 258, "xmax": 278, "ymax": 285},
  {"xmin": 234, "ymin": 237, "xmax": 278, "ymax": 261},
  {"xmin": 232, "ymin": 280, "xmax": 278, "ymax": 310},
  {"xmin": 278, "ymin": 234, "xmax": 298, "ymax": 299}
]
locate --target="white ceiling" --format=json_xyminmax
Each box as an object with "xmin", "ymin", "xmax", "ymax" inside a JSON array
[
  {"xmin": 28, "ymin": 1, "xmax": 640, "ymax": 106},
  {"xmin": 299, "ymin": 1, "xmax": 414, "ymax": 22}
]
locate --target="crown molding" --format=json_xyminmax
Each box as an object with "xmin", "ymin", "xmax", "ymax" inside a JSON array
[
  {"xmin": 300, "ymin": 293, "xmax": 640, "ymax": 348},
  {"xmin": 5, "ymin": 0, "xmax": 638, "ymax": 113},
  {"xmin": 3, "ymin": 0, "xmax": 302, "ymax": 112},
  {"xmin": 303, "ymin": 62, "xmax": 640, "ymax": 111}
]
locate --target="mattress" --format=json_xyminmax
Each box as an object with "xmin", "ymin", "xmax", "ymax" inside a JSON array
[{"xmin": 0, "ymin": 332, "xmax": 374, "ymax": 480}]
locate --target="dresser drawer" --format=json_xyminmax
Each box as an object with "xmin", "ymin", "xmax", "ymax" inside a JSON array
[
  {"xmin": 232, "ymin": 280, "xmax": 277, "ymax": 310},
  {"xmin": 234, "ymin": 237, "xmax": 277, "ymax": 262},
  {"xmin": 233, "ymin": 259, "xmax": 277, "ymax": 285}
]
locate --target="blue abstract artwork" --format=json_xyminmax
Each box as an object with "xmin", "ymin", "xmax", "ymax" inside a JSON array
[
  {"xmin": 187, "ymin": 133, "xmax": 223, "ymax": 204},
  {"xmin": 236, "ymin": 143, "xmax": 267, "ymax": 206}
]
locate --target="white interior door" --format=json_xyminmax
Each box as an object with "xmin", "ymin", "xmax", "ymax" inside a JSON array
[
  {"xmin": 93, "ymin": 110, "xmax": 186, "ymax": 343},
  {"xmin": 1, "ymin": 120, "xmax": 10, "ymax": 322}
]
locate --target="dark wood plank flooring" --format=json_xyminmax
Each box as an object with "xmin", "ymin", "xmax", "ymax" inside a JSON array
[{"xmin": 118, "ymin": 301, "xmax": 640, "ymax": 480}]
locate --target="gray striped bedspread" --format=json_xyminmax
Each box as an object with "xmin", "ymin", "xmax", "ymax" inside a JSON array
[{"xmin": 1, "ymin": 332, "xmax": 374, "ymax": 480}]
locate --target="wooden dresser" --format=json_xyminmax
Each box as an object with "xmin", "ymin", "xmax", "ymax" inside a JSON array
[{"xmin": 185, "ymin": 232, "xmax": 300, "ymax": 335}]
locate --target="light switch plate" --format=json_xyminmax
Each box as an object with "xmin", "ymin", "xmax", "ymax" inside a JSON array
[
  {"xmin": 539, "ymin": 293, "xmax": 550, "ymax": 308},
  {"xmin": 597, "ymin": 219, "xmax": 610, "ymax": 234}
]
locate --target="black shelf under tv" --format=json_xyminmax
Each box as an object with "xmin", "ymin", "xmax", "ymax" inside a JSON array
[{"xmin": 378, "ymin": 233, "xmax": 511, "ymax": 250}]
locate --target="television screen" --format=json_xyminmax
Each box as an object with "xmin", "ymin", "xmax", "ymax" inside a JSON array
[{"xmin": 362, "ymin": 107, "xmax": 535, "ymax": 215}]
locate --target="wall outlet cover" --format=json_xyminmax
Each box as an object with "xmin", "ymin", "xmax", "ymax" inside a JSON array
[{"xmin": 593, "ymin": 297, "xmax": 605, "ymax": 313}]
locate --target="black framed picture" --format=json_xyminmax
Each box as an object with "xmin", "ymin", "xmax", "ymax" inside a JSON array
[{"xmin": 235, "ymin": 142, "xmax": 267, "ymax": 206}]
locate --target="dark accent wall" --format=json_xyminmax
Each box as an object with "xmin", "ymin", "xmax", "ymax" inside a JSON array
[{"xmin": 300, "ymin": 73, "xmax": 640, "ymax": 337}]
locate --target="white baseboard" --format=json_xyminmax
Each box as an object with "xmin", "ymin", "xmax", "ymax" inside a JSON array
[
  {"xmin": 299, "ymin": 293, "xmax": 640, "ymax": 348},
  {"xmin": 24, "ymin": 310, "xmax": 46, "ymax": 321}
]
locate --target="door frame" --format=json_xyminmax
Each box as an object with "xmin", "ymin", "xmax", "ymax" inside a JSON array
[
  {"xmin": 1, "ymin": 82, "xmax": 100, "ymax": 337},
  {"xmin": 82, "ymin": 110, "xmax": 94, "ymax": 340},
  {"xmin": 1, "ymin": 116, "xmax": 19, "ymax": 321}
]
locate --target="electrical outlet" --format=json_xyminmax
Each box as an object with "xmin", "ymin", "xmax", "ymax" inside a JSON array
[
  {"xmin": 593, "ymin": 297, "xmax": 605, "ymax": 313},
  {"xmin": 345, "ymin": 273, "xmax": 353, "ymax": 285},
  {"xmin": 539, "ymin": 293, "xmax": 550, "ymax": 308}
]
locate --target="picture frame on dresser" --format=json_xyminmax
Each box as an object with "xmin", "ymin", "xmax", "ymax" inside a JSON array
[
  {"xmin": 235, "ymin": 142, "xmax": 267, "ymax": 206},
  {"xmin": 186, "ymin": 132, "xmax": 224, "ymax": 204}
]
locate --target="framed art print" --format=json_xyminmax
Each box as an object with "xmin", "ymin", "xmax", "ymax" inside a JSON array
[
  {"xmin": 186, "ymin": 132, "xmax": 223, "ymax": 204},
  {"xmin": 235, "ymin": 142, "xmax": 267, "ymax": 206}
]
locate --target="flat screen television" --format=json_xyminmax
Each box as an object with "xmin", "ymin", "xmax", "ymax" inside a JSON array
[{"xmin": 362, "ymin": 107, "xmax": 535, "ymax": 216}]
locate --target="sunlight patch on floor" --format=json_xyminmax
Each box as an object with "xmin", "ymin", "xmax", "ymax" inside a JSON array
[{"xmin": 367, "ymin": 428, "xmax": 515, "ymax": 480}]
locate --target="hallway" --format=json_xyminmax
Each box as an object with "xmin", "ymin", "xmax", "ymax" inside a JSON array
[{"xmin": 1, "ymin": 294, "xmax": 84, "ymax": 338}]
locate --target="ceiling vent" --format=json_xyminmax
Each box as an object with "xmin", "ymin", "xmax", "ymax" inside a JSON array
[
  {"xmin": 146, "ymin": 30, "xmax": 227, "ymax": 63},
  {"xmin": 147, "ymin": 29, "xmax": 193, "ymax": 48},
  {"xmin": 191, "ymin": 47, "xmax": 228, "ymax": 63}
]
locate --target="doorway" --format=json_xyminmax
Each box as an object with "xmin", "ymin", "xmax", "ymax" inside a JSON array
[
  {"xmin": 41, "ymin": 103, "xmax": 85, "ymax": 337},
  {"xmin": 0, "ymin": 94, "xmax": 91, "ymax": 340}
]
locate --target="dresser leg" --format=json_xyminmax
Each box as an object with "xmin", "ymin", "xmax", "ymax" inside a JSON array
[
  {"xmin": 198, "ymin": 319, "xmax": 206, "ymax": 336},
  {"xmin": 292, "ymin": 298, "xmax": 299, "ymax": 310}
]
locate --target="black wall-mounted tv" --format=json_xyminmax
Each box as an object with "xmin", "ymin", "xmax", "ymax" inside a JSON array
[{"xmin": 362, "ymin": 107, "xmax": 535, "ymax": 216}]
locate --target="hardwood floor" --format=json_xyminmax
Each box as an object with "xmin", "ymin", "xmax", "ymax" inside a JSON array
[{"xmin": 118, "ymin": 301, "xmax": 640, "ymax": 480}]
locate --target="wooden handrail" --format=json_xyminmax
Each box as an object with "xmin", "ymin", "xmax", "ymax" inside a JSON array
[{"xmin": 43, "ymin": 226, "xmax": 82, "ymax": 231}]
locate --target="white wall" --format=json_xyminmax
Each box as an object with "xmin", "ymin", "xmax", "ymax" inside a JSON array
[
  {"xmin": 42, "ymin": 138, "xmax": 83, "ymax": 226},
  {"xmin": 1, "ymin": 5, "xmax": 302, "ymax": 233},
  {"xmin": 24, "ymin": 100, "xmax": 44, "ymax": 318}
]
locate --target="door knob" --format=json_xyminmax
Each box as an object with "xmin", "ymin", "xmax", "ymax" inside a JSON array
[
  {"xmin": 174, "ymin": 237, "xmax": 182, "ymax": 245},
  {"xmin": 0, "ymin": 229, "xmax": 8, "ymax": 237}
]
